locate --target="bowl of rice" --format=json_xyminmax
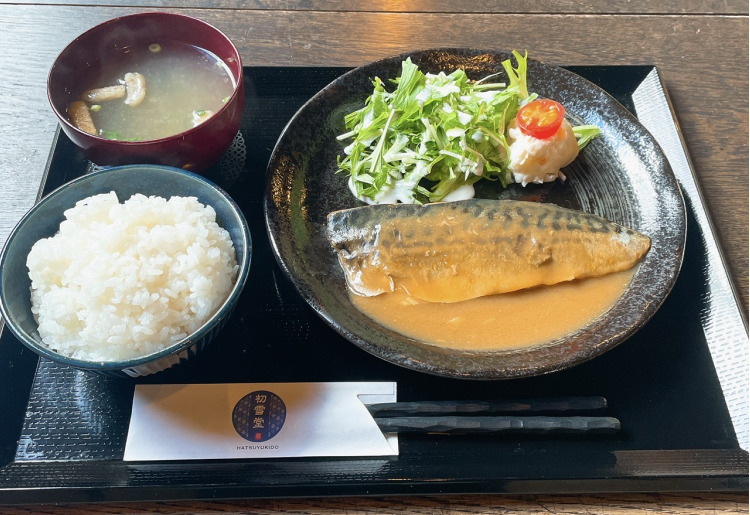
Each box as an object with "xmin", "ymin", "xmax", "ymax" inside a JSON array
[{"xmin": 0, "ymin": 164, "xmax": 251, "ymax": 377}]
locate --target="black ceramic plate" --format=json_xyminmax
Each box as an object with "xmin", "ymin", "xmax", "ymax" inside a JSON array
[{"xmin": 264, "ymin": 49, "xmax": 686, "ymax": 380}]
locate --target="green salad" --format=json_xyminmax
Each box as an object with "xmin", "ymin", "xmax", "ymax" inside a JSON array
[{"xmin": 336, "ymin": 51, "xmax": 600, "ymax": 204}]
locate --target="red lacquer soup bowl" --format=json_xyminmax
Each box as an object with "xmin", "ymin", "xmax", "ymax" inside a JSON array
[{"xmin": 48, "ymin": 12, "xmax": 244, "ymax": 172}]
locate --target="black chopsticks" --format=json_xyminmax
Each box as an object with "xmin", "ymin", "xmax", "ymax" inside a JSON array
[{"xmin": 367, "ymin": 396, "xmax": 620, "ymax": 435}]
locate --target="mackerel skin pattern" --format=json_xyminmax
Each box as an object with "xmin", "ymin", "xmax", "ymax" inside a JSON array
[{"xmin": 326, "ymin": 199, "xmax": 651, "ymax": 303}]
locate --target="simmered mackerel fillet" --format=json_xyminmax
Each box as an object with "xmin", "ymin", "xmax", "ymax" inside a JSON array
[{"xmin": 326, "ymin": 199, "xmax": 650, "ymax": 303}]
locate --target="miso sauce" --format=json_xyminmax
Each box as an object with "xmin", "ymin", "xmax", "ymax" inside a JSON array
[
  {"xmin": 81, "ymin": 41, "xmax": 235, "ymax": 140},
  {"xmin": 350, "ymin": 269, "xmax": 635, "ymax": 351}
]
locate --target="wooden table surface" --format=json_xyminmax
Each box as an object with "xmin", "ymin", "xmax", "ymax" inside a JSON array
[{"xmin": 0, "ymin": 2, "xmax": 747, "ymax": 514}]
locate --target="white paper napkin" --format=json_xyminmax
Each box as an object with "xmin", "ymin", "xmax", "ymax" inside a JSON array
[{"xmin": 124, "ymin": 382, "xmax": 398, "ymax": 461}]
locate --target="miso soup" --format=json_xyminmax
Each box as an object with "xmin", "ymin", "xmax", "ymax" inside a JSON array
[{"xmin": 72, "ymin": 41, "xmax": 236, "ymax": 141}]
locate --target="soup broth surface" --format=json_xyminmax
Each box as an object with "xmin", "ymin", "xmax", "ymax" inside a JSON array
[
  {"xmin": 350, "ymin": 270, "xmax": 634, "ymax": 351},
  {"xmin": 82, "ymin": 41, "xmax": 235, "ymax": 140}
]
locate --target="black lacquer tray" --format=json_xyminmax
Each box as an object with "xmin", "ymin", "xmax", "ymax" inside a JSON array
[{"xmin": 0, "ymin": 66, "xmax": 746, "ymax": 505}]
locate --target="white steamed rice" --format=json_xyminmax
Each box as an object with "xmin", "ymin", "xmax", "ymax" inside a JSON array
[{"xmin": 26, "ymin": 192, "xmax": 238, "ymax": 362}]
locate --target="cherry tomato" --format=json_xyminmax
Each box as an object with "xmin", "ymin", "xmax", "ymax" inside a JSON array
[{"xmin": 516, "ymin": 99, "xmax": 566, "ymax": 139}]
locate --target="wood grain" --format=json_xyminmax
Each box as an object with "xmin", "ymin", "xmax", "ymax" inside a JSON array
[
  {"xmin": 2, "ymin": 0, "xmax": 749, "ymax": 14},
  {"xmin": 0, "ymin": 4, "xmax": 746, "ymax": 514},
  {"xmin": 0, "ymin": 493, "xmax": 748, "ymax": 514}
]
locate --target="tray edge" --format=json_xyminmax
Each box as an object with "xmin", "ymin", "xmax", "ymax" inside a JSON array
[{"xmin": 632, "ymin": 68, "xmax": 749, "ymax": 451}]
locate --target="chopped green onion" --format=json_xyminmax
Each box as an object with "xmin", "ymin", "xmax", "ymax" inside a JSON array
[{"xmin": 99, "ymin": 129, "xmax": 141, "ymax": 142}]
